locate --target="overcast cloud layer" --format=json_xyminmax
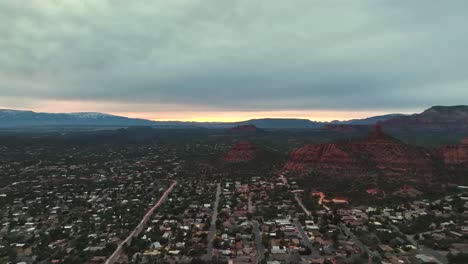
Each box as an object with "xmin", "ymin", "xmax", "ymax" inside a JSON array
[{"xmin": 1, "ymin": 0, "xmax": 467, "ymax": 114}]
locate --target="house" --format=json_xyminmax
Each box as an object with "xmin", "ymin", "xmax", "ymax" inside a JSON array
[
  {"xmin": 271, "ymin": 245, "xmax": 286, "ymax": 254},
  {"xmin": 450, "ymin": 243, "xmax": 468, "ymax": 254},
  {"xmin": 378, "ymin": 244, "xmax": 394, "ymax": 253},
  {"xmin": 151, "ymin": 242, "xmax": 162, "ymax": 250},
  {"xmin": 414, "ymin": 254, "xmax": 442, "ymax": 264}
]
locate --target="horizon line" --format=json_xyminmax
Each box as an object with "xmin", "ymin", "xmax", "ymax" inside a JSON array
[{"xmin": 0, "ymin": 107, "xmax": 411, "ymax": 123}]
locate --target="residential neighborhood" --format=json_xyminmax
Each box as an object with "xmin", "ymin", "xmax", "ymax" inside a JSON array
[{"xmin": 1, "ymin": 132, "xmax": 468, "ymax": 264}]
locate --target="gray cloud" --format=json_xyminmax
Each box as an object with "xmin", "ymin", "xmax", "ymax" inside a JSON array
[{"xmin": 1, "ymin": 0, "xmax": 467, "ymax": 112}]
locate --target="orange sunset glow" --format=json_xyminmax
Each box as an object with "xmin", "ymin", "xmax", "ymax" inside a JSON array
[
  {"xmin": 0, "ymin": 99, "xmax": 408, "ymax": 123},
  {"xmin": 120, "ymin": 110, "xmax": 394, "ymax": 123}
]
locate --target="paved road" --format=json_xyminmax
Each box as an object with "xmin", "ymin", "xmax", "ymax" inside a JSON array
[
  {"xmin": 279, "ymin": 174, "xmax": 288, "ymax": 185},
  {"xmin": 389, "ymin": 223, "xmax": 419, "ymax": 247},
  {"xmin": 248, "ymin": 194, "xmax": 254, "ymax": 214},
  {"xmin": 339, "ymin": 223, "xmax": 379, "ymax": 259},
  {"xmin": 252, "ymin": 220, "xmax": 266, "ymax": 261},
  {"xmin": 105, "ymin": 181, "xmax": 177, "ymax": 264},
  {"xmin": 23, "ymin": 159, "xmax": 42, "ymax": 172},
  {"xmin": 406, "ymin": 234, "xmax": 418, "ymax": 246},
  {"xmin": 293, "ymin": 219, "xmax": 321, "ymax": 258},
  {"xmin": 294, "ymin": 194, "xmax": 311, "ymax": 217},
  {"xmin": 206, "ymin": 183, "xmax": 221, "ymax": 260}
]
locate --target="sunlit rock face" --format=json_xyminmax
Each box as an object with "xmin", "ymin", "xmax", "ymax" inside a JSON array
[
  {"xmin": 443, "ymin": 138, "xmax": 468, "ymax": 165},
  {"xmin": 224, "ymin": 141, "xmax": 256, "ymax": 163}
]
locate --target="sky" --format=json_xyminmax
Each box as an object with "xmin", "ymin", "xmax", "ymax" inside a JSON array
[{"xmin": 1, "ymin": 0, "xmax": 467, "ymax": 122}]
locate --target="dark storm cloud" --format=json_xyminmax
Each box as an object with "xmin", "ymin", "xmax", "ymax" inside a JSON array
[{"xmin": 1, "ymin": 0, "xmax": 467, "ymax": 111}]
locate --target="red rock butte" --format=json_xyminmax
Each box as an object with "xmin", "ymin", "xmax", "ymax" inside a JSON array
[
  {"xmin": 224, "ymin": 141, "xmax": 256, "ymax": 163},
  {"xmin": 443, "ymin": 138, "xmax": 468, "ymax": 165},
  {"xmin": 284, "ymin": 125, "xmax": 435, "ymax": 179}
]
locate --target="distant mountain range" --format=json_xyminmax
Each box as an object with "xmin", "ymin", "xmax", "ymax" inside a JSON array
[
  {"xmin": 0, "ymin": 105, "xmax": 467, "ymax": 129},
  {"xmin": 384, "ymin": 105, "xmax": 468, "ymax": 128},
  {"xmin": 0, "ymin": 109, "xmax": 403, "ymax": 129},
  {"xmin": 331, "ymin": 114, "xmax": 406, "ymax": 125},
  {"xmin": 0, "ymin": 110, "xmax": 156, "ymax": 127}
]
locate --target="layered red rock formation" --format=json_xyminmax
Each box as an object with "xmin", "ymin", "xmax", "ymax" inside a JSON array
[
  {"xmin": 284, "ymin": 125, "xmax": 435, "ymax": 179},
  {"xmin": 285, "ymin": 144, "xmax": 356, "ymax": 171},
  {"xmin": 443, "ymin": 138, "xmax": 468, "ymax": 165},
  {"xmin": 224, "ymin": 141, "xmax": 256, "ymax": 163}
]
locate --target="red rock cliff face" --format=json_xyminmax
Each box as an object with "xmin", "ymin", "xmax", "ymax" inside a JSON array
[
  {"xmin": 443, "ymin": 139, "xmax": 468, "ymax": 165},
  {"xmin": 284, "ymin": 144, "xmax": 356, "ymax": 172},
  {"xmin": 349, "ymin": 138, "xmax": 433, "ymax": 177},
  {"xmin": 284, "ymin": 125, "xmax": 435, "ymax": 178},
  {"xmin": 224, "ymin": 141, "xmax": 255, "ymax": 163}
]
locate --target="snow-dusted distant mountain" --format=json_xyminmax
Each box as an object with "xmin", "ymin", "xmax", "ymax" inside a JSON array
[{"xmin": 0, "ymin": 109, "xmax": 157, "ymax": 127}]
